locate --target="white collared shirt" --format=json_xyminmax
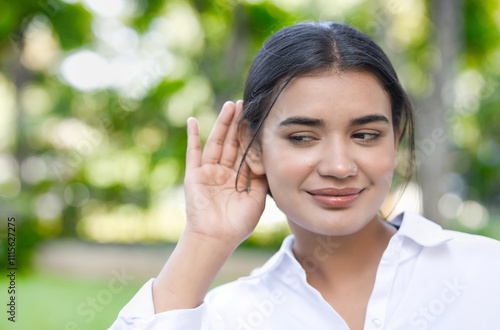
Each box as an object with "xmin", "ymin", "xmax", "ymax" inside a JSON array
[{"xmin": 110, "ymin": 212, "xmax": 500, "ymax": 329}]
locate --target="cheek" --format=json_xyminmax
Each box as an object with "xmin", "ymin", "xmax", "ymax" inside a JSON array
[
  {"xmin": 261, "ymin": 144, "xmax": 316, "ymax": 188},
  {"xmin": 361, "ymin": 148, "xmax": 397, "ymax": 187}
]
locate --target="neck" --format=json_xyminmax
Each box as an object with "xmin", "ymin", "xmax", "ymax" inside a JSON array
[{"xmin": 290, "ymin": 215, "xmax": 396, "ymax": 287}]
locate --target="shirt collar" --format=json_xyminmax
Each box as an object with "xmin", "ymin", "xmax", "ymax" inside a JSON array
[
  {"xmin": 389, "ymin": 211, "xmax": 454, "ymax": 247},
  {"xmin": 249, "ymin": 211, "xmax": 453, "ymax": 279},
  {"xmin": 249, "ymin": 235, "xmax": 304, "ymax": 278}
]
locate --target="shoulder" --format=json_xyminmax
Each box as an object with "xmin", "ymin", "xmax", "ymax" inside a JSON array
[
  {"xmin": 393, "ymin": 211, "xmax": 500, "ymax": 272},
  {"xmin": 439, "ymin": 229, "xmax": 500, "ymax": 273},
  {"xmin": 391, "ymin": 212, "xmax": 500, "ymax": 310},
  {"xmin": 393, "ymin": 211, "xmax": 500, "ymax": 251},
  {"xmin": 443, "ymin": 228, "xmax": 500, "ymax": 252}
]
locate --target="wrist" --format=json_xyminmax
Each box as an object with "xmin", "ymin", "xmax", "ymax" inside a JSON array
[{"xmin": 179, "ymin": 229, "xmax": 239, "ymax": 257}]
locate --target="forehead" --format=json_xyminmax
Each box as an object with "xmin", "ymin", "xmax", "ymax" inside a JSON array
[{"xmin": 267, "ymin": 71, "xmax": 392, "ymax": 125}]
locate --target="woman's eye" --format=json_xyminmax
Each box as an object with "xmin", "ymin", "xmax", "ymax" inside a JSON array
[
  {"xmin": 352, "ymin": 132, "xmax": 381, "ymax": 142},
  {"xmin": 288, "ymin": 135, "xmax": 315, "ymax": 144}
]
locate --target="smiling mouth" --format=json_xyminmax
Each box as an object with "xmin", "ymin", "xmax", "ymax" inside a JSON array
[{"xmin": 306, "ymin": 188, "xmax": 363, "ymax": 208}]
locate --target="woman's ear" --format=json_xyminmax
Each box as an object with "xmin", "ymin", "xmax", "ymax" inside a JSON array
[
  {"xmin": 238, "ymin": 122, "xmax": 266, "ymax": 175},
  {"xmin": 394, "ymin": 126, "xmax": 402, "ymax": 150},
  {"xmin": 393, "ymin": 126, "xmax": 402, "ymax": 168}
]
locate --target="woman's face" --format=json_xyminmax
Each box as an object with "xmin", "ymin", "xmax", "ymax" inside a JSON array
[{"xmin": 249, "ymin": 71, "xmax": 399, "ymax": 236}]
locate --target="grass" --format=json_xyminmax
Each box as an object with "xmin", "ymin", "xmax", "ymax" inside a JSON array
[{"xmin": 0, "ymin": 271, "xmax": 145, "ymax": 330}]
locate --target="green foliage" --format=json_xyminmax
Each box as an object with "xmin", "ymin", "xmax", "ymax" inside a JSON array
[
  {"xmin": 463, "ymin": 0, "xmax": 500, "ymax": 65},
  {"xmin": 462, "ymin": 86, "xmax": 500, "ymax": 204},
  {"xmin": 50, "ymin": 3, "xmax": 93, "ymax": 50},
  {"xmin": 131, "ymin": 0, "xmax": 167, "ymax": 33},
  {"xmin": 0, "ymin": 0, "xmax": 92, "ymax": 50}
]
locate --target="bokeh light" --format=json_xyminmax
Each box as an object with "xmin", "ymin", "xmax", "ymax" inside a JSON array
[
  {"xmin": 458, "ymin": 200, "xmax": 489, "ymax": 230},
  {"xmin": 64, "ymin": 182, "xmax": 90, "ymax": 207},
  {"xmin": 21, "ymin": 156, "xmax": 48, "ymax": 184}
]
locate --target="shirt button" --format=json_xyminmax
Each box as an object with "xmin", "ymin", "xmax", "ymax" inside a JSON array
[{"xmin": 372, "ymin": 318, "xmax": 382, "ymax": 328}]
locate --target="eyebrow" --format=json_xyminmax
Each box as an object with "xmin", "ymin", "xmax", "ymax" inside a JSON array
[
  {"xmin": 278, "ymin": 116, "xmax": 325, "ymax": 127},
  {"xmin": 350, "ymin": 114, "xmax": 390, "ymax": 126},
  {"xmin": 277, "ymin": 114, "xmax": 390, "ymax": 128}
]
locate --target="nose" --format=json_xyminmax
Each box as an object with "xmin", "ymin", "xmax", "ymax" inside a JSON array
[{"xmin": 316, "ymin": 139, "xmax": 357, "ymax": 179}]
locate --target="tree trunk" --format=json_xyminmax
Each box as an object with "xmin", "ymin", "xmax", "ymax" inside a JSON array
[{"xmin": 416, "ymin": 0, "xmax": 463, "ymax": 224}]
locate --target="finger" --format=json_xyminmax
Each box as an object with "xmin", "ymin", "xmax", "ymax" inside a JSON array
[
  {"xmin": 201, "ymin": 102, "xmax": 236, "ymax": 165},
  {"xmin": 186, "ymin": 117, "xmax": 202, "ymax": 170},
  {"xmin": 219, "ymin": 100, "xmax": 243, "ymax": 168}
]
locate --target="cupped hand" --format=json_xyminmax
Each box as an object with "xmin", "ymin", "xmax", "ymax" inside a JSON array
[{"xmin": 183, "ymin": 100, "xmax": 268, "ymax": 247}]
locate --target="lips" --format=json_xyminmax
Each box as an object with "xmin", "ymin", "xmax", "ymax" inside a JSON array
[{"xmin": 306, "ymin": 187, "xmax": 363, "ymax": 208}]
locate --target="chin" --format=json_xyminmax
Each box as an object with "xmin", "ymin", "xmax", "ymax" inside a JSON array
[{"xmin": 287, "ymin": 211, "xmax": 373, "ymax": 237}]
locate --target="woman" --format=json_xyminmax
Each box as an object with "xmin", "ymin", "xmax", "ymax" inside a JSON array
[{"xmin": 111, "ymin": 22, "xmax": 500, "ymax": 329}]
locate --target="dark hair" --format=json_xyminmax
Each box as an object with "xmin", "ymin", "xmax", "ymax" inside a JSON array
[{"xmin": 236, "ymin": 21, "xmax": 415, "ymax": 195}]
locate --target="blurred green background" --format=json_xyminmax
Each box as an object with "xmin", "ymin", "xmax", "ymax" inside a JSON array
[{"xmin": 0, "ymin": 0, "xmax": 499, "ymax": 328}]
